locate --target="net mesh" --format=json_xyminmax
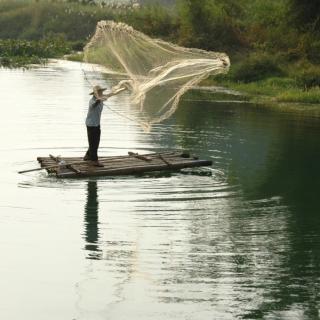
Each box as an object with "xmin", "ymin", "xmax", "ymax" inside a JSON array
[{"xmin": 84, "ymin": 20, "xmax": 230, "ymax": 131}]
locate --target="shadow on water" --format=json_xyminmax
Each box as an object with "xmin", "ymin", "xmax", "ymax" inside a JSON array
[{"xmin": 84, "ymin": 180, "xmax": 101, "ymax": 260}]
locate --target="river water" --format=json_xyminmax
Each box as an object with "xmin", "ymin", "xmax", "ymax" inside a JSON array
[{"xmin": 0, "ymin": 60, "xmax": 319, "ymax": 320}]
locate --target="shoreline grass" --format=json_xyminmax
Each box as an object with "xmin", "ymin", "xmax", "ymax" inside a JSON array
[
  {"xmin": 65, "ymin": 52, "xmax": 84, "ymax": 62},
  {"xmin": 209, "ymin": 77, "xmax": 320, "ymax": 105}
]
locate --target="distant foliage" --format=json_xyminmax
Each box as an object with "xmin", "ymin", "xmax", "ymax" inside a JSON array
[
  {"xmin": 121, "ymin": 4, "xmax": 178, "ymax": 38},
  {"xmin": 0, "ymin": 38, "xmax": 70, "ymax": 57},
  {"xmin": 289, "ymin": 0, "xmax": 320, "ymax": 31},
  {"xmin": 243, "ymin": 0, "xmax": 292, "ymax": 51},
  {"xmin": 229, "ymin": 53, "xmax": 284, "ymax": 83},
  {"xmin": 0, "ymin": 0, "xmax": 177, "ymax": 41},
  {"xmin": 295, "ymin": 67, "xmax": 320, "ymax": 89},
  {"xmin": 1, "ymin": 0, "xmax": 320, "ymax": 79},
  {"xmin": 0, "ymin": 1, "xmax": 114, "ymax": 41},
  {"xmin": 177, "ymin": 0, "xmax": 245, "ymax": 51},
  {"xmin": 0, "ymin": 37, "xmax": 70, "ymax": 67}
]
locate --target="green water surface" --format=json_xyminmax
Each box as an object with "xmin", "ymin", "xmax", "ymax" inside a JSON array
[{"xmin": 0, "ymin": 60, "xmax": 319, "ymax": 320}]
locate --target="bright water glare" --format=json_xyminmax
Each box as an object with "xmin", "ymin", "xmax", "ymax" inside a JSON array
[{"xmin": 0, "ymin": 60, "xmax": 320, "ymax": 320}]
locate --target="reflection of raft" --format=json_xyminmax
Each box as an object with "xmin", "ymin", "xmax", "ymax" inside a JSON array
[{"xmin": 36, "ymin": 151, "xmax": 212, "ymax": 178}]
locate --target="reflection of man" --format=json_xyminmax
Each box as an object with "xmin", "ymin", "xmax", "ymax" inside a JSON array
[{"xmin": 84, "ymin": 180, "xmax": 101, "ymax": 259}]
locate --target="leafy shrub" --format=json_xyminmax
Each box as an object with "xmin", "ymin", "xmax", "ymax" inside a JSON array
[
  {"xmin": 0, "ymin": 0, "xmax": 178, "ymax": 42},
  {"xmin": 123, "ymin": 4, "xmax": 178, "ymax": 38},
  {"xmin": 229, "ymin": 53, "xmax": 284, "ymax": 83},
  {"xmin": 0, "ymin": 37, "xmax": 71, "ymax": 67},
  {"xmin": 295, "ymin": 69, "xmax": 320, "ymax": 89},
  {"xmin": 0, "ymin": 38, "xmax": 70, "ymax": 58},
  {"xmin": 263, "ymin": 77, "xmax": 297, "ymax": 89},
  {"xmin": 306, "ymin": 40, "xmax": 320, "ymax": 63},
  {"xmin": 66, "ymin": 52, "xmax": 84, "ymax": 62},
  {"xmin": 177, "ymin": 0, "xmax": 245, "ymax": 51}
]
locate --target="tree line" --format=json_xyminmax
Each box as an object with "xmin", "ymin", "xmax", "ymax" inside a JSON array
[{"xmin": 1, "ymin": 0, "xmax": 320, "ymax": 86}]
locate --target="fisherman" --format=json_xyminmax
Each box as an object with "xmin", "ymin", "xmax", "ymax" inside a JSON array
[
  {"xmin": 83, "ymin": 85, "xmax": 107, "ymax": 167},
  {"xmin": 84, "ymin": 83, "xmax": 130, "ymax": 167}
]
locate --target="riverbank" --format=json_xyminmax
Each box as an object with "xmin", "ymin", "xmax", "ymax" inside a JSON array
[
  {"xmin": 209, "ymin": 77, "xmax": 320, "ymax": 105},
  {"xmin": 4, "ymin": 51, "xmax": 320, "ymax": 110},
  {"xmin": 0, "ymin": 38, "xmax": 72, "ymax": 68},
  {"xmin": 202, "ymin": 54, "xmax": 320, "ymax": 105},
  {"xmin": 188, "ymin": 81, "xmax": 320, "ymax": 117},
  {"xmin": 64, "ymin": 49, "xmax": 320, "ymax": 107}
]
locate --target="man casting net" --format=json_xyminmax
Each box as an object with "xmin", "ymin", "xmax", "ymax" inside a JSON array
[{"xmin": 84, "ymin": 20, "xmax": 230, "ymax": 131}]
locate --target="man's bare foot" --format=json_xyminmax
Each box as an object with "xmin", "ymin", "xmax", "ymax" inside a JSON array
[{"xmin": 91, "ymin": 160, "xmax": 104, "ymax": 167}]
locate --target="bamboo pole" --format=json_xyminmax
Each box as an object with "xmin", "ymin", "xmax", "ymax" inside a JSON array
[{"xmin": 18, "ymin": 160, "xmax": 87, "ymax": 174}]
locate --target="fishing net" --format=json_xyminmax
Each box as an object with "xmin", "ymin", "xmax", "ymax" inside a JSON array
[{"xmin": 84, "ymin": 20, "xmax": 230, "ymax": 131}]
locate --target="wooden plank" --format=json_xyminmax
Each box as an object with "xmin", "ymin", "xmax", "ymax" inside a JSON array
[
  {"xmin": 57, "ymin": 157, "xmax": 190, "ymax": 172},
  {"xmin": 66, "ymin": 164, "xmax": 81, "ymax": 174},
  {"xmin": 37, "ymin": 153, "xmax": 181, "ymax": 170},
  {"xmin": 18, "ymin": 154, "xmax": 84, "ymax": 173},
  {"xmin": 128, "ymin": 151, "xmax": 152, "ymax": 162},
  {"xmin": 38, "ymin": 158, "xmax": 191, "ymax": 171},
  {"xmin": 33, "ymin": 151, "xmax": 212, "ymax": 178},
  {"xmin": 37, "ymin": 151, "xmax": 183, "ymax": 164},
  {"xmin": 49, "ymin": 154, "xmax": 81, "ymax": 174},
  {"xmin": 20, "ymin": 157, "xmax": 85, "ymax": 174},
  {"xmin": 36, "ymin": 159, "xmax": 202, "ymax": 175},
  {"xmin": 158, "ymin": 154, "xmax": 172, "ymax": 167},
  {"xmin": 56, "ymin": 159, "xmax": 212, "ymax": 178},
  {"xmin": 49, "ymin": 154, "xmax": 60, "ymax": 162}
]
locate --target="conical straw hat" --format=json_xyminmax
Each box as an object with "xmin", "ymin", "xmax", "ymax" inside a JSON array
[{"xmin": 89, "ymin": 85, "xmax": 107, "ymax": 98}]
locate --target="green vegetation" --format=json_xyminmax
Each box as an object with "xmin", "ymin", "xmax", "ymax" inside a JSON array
[
  {"xmin": 0, "ymin": 0, "xmax": 177, "ymax": 42},
  {"xmin": 65, "ymin": 51, "xmax": 84, "ymax": 62},
  {"xmin": 210, "ymin": 56, "xmax": 320, "ymax": 104},
  {"xmin": 0, "ymin": 37, "xmax": 70, "ymax": 67},
  {"xmin": 175, "ymin": 0, "xmax": 320, "ymax": 105},
  {"xmin": 212, "ymin": 77, "xmax": 320, "ymax": 104},
  {"xmin": 0, "ymin": 0, "xmax": 320, "ymax": 105},
  {"xmin": 0, "ymin": 0, "xmax": 178, "ymax": 66}
]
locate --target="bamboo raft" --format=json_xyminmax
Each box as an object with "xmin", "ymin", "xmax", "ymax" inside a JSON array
[{"xmin": 32, "ymin": 151, "xmax": 212, "ymax": 178}]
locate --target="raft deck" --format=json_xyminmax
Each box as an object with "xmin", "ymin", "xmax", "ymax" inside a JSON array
[{"xmin": 37, "ymin": 151, "xmax": 212, "ymax": 178}]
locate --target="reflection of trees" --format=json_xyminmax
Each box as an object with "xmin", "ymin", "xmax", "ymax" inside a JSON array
[
  {"xmin": 169, "ymin": 101, "xmax": 320, "ymax": 317},
  {"xmin": 239, "ymin": 117, "xmax": 320, "ymax": 319},
  {"xmin": 173, "ymin": 99, "xmax": 276, "ymax": 172},
  {"xmin": 84, "ymin": 180, "xmax": 101, "ymax": 260},
  {"xmin": 169, "ymin": 99, "xmax": 239, "ymax": 161},
  {"xmin": 227, "ymin": 112, "xmax": 320, "ymax": 318}
]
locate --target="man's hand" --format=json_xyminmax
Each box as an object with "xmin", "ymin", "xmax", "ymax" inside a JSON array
[
  {"xmin": 97, "ymin": 95, "xmax": 109, "ymax": 101},
  {"xmin": 106, "ymin": 87, "xmax": 126, "ymax": 98}
]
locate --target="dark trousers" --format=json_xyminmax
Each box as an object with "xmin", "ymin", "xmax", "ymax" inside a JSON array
[{"xmin": 85, "ymin": 126, "xmax": 101, "ymax": 161}]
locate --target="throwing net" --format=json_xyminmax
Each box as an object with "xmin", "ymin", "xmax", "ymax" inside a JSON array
[{"xmin": 84, "ymin": 21, "xmax": 230, "ymax": 131}]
